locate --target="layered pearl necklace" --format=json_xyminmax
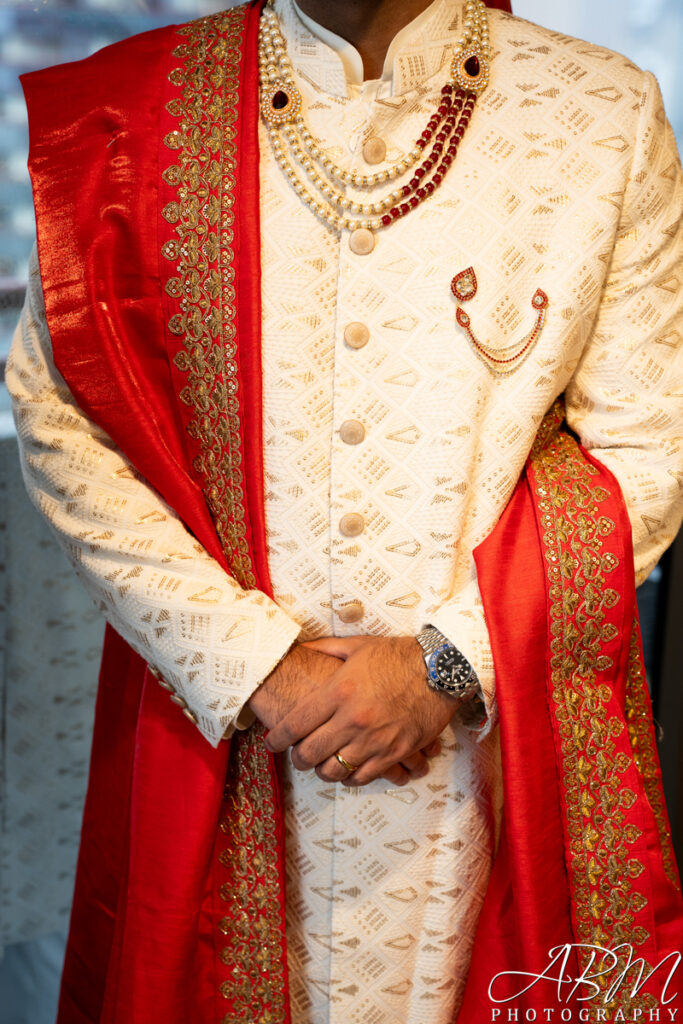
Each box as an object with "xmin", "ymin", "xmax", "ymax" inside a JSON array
[{"xmin": 259, "ymin": 0, "xmax": 491, "ymax": 234}]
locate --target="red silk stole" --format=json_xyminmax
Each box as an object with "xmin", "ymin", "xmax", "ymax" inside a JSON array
[{"xmin": 21, "ymin": 2, "xmax": 680, "ymax": 1022}]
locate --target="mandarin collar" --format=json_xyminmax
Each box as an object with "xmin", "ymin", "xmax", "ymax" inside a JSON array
[{"xmin": 273, "ymin": 0, "xmax": 470, "ymax": 100}]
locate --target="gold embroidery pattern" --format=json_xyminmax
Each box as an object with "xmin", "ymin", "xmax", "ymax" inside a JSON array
[
  {"xmin": 531, "ymin": 410, "xmax": 656, "ymax": 1013},
  {"xmin": 163, "ymin": 13, "xmax": 287, "ymax": 1021},
  {"xmin": 162, "ymin": 6, "xmax": 257, "ymax": 589},
  {"xmin": 624, "ymin": 623, "xmax": 681, "ymax": 893},
  {"xmin": 217, "ymin": 722, "xmax": 288, "ymax": 1024}
]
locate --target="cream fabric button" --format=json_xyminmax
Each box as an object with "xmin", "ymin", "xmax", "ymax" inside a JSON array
[
  {"xmin": 338, "ymin": 602, "xmax": 365, "ymax": 624},
  {"xmin": 344, "ymin": 322, "xmax": 370, "ymax": 350},
  {"xmin": 182, "ymin": 707, "xmax": 198, "ymax": 725},
  {"xmin": 349, "ymin": 228, "xmax": 375, "ymax": 255},
  {"xmin": 339, "ymin": 513, "xmax": 365, "ymax": 537},
  {"xmin": 362, "ymin": 136, "xmax": 387, "ymax": 165},
  {"xmin": 170, "ymin": 693, "xmax": 188, "ymax": 708},
  {"xmin": 339, "ymin": 420, "xmax": 365, "ymax": 445}
]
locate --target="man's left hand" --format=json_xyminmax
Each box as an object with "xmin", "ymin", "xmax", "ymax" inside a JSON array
[{"xmin": 264, "ymin": 635, "xmax": 456, "ymax": 787}]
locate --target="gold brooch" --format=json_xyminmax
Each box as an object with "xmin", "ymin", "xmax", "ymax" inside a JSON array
[{"xmin": 451, "ymin": 267, "xmax": 549, "ymax": 376}]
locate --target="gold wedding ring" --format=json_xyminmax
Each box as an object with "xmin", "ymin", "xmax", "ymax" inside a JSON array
[{"xmin": 334, "ymin": 752, "xmax": 359, "ymax": 774}]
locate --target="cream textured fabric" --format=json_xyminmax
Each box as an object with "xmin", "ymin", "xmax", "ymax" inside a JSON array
[
  {"xmin": 6, "ymin": 0, "xmax": 683, "ymax": 1020},
  {"xmin": 9, "ymin": 256, "xmax": 302, "ymax": 747}
]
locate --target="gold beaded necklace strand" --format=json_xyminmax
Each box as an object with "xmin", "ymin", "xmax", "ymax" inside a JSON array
[{"xmin": 259, "ymin": 0, "xmax": 491, "ymax": 235}]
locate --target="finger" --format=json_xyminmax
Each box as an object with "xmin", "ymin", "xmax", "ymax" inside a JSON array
[
  {"xmin": 300, "ymin": 636, "xmax": 368, "ymax": 660},
  {"xmin": 421, "ymin": 739, "xmax": 442, "ymax": 759},
  {"xmin": 344, "ymin": 759, "xmax": 410, "ymax": 788},
  {"xmin": 289, "ymin": 718, "xmax": 359, "ymax": 770},
  {"xmin": 314, "ymin": 752, "xmax": 361, "ymax": 784},
  {"xmin": 377, "ymin": 764, "xmax": 410, "ymax": 787},
  {"xmin": 265, "ymin": 689, "xmax": 337, "ymax": 753},
  {"xmin": 399, "ymin": 750, "xmax": 430, "ymax": 779}
]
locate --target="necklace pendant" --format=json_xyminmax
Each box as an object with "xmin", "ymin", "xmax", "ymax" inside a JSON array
[
  {"xmin": 450, "ymin": 48, "xmax": 490, "ymax": 95},
  {"xmin": 261, "ymin": 81, "xmax": 302, "ymax": 126}
]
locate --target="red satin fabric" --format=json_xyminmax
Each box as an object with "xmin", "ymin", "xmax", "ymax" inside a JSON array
[
  {"xmin": 22, "ymin": 5, "xmax": 287, "ymax": 1023},
  {"xmin": 461, "ymin": 474, "xmax": 581, "ymax": 1019},
  {"xmin": 462, "ymin": 441, "xmax": 683, "ymax": 1018}
]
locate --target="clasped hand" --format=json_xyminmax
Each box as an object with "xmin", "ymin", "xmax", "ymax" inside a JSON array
[{"xmin": 247, "ymin": 635, "xmax": 457, "ymax": 787}]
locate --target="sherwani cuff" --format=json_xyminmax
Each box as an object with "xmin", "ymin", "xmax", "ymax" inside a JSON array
[
  {"xmin": 218, "ymin": 615, "xmax": 301, "ymax": 742},
  {"xmin": 428, "ymin": 574, "xmax": 497, "ymax": 740}
]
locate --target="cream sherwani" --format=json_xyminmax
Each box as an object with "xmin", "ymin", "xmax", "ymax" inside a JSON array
[{"xmin": 7, "ymin": 0, "xmax": 683, "ymax": 1021}]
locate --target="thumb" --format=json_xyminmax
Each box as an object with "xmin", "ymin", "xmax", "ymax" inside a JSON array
[{"xmin": 301, "ymin": 635, "xmax": 367, "ymax": 660}]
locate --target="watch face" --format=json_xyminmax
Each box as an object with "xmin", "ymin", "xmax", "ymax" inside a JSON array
[{"xmin": 432, "ymin": 643, "xmax": 469, "ymax": 685}]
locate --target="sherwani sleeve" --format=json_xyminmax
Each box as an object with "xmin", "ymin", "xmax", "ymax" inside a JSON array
[
  {"xmin": 6, "ymin": 248, "xmax": 302, "ymax": 748},
  {"xmin": 566, "ymin": 71, "xmax": 683, "ymax": 584},
  {"xmin": 431, "ymin": 72, "xmax": 683, "ymax": 733}
]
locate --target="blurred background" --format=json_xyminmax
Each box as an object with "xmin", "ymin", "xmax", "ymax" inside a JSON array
[{"xmin": 0, "ymin": 2, "xmax": 681, "ymax": 1022}]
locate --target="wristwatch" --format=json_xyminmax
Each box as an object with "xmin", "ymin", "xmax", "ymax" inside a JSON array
[{"xmin": 415, "ymin": 625, "xmax": 480, "ymax": 700}]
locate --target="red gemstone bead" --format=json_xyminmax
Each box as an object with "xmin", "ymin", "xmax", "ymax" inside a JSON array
[
  {"xmin": 381, "ymin": 215, "xmax": 392, "ymax": 227},
  {"xmin": 409, "ymin": 196, "xmax": 419, "ymax": 208},
  {"xmin": 400, "ymin": 203, "xmax": 410, "ymax": 215},
  {"xmin": 417, "ymin": 187, "xmax": 427, "ymax": 198},
  {"xmin": 441, "ymin": 83, "xmax": 453, "ymax": 94},
  {"xmin": 416, "ymin": 138, "xmax": 427, "ymax": 149},
  {"xmin": 409, "ymin": 177, "xmax": 420, "ymax": 189},
  {"xmin": 437, "ymin": 103, "xmax": 450, "ymax": 115},
  {"xmin": 427, "ymin": 118, "xmax": 439, "ymax": 130},
  {"xmin": 464, "ymin": 55, "xmax": 480, "ymax": 77},
  {"xmin": 390, "ymin": 207, "xmax": 400, "ymax": 219},
  {"xmin": 414, "ymin": 167, "xmax": 426, "ymax": 179},
  {"xmin": 400, "ymin": 185, "xmax": 410, "ymax": 197},
  {"xmin": 432, "ymin": 172, "xmax": 443, "ymax": 185},
  {"xmin": 432, "ymin": 143, "xmax": 443, "ymax": 154},
  {"xmin": 448, "ymin": 143, "xmax": 459, "ymax": 155},
  {"xmin": 436, "ymin": 131, "xmax": 447, "ymax": 143},
  {"xmin": 454, "ymin": 127, "xmax": 465, "ymax": 139},
  {"xmin": 442, "ymin": 154, "xmax": 453, "ymax": 166},
  {"xmin": 456, "ymin": 88, "xmax": 466, "ymax": 99},
  {"xmin": 425, "ymin": 182, "xmax": 435, "ymax": 194},
  {"xmin": 421, "ymin": 130, "xmax": 432, "ymax": 141}
]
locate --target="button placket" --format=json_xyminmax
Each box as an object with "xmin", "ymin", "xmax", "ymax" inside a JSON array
[{"xmin": 328, "ymin": 85, "xmax": 391, "ymax": 629}]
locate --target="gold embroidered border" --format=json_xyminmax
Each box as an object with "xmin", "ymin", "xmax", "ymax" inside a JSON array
[
  {"xmin": 217, "ymin": 722, "xmax": 287, "ymax": 1024},
  {"xmin": 162, "ymin": 6, "xmax": 257, "ymax": 590},
  {"xmin": 624, "ymin": 624, "xmax": 681, "ymax": 892},
  {"xmin": 531, "ymin": 410, "xmax": 657, "ymax": 1015},
  {"xmin": 162, "ymin": 12, "xmax": 287, "ymax": 1022}
]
